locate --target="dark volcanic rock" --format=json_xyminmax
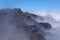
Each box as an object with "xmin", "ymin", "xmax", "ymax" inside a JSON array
[
  {"xmin": 38, "ymin": 23, "xmax": 52, "ymax": 30},
  {"xmin": 0, "ymin": 8, "xmax": 52, "ymax": 40}
]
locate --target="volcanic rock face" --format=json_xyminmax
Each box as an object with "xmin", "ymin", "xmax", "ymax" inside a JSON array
[{"xmin": 0, "ymin": 8, "xmax": 52, "ymax": 40}]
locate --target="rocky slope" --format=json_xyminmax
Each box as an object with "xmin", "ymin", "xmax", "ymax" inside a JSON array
[{"xmin": 0, "ymin": 8, "xmax": 52, "ymax": 40}]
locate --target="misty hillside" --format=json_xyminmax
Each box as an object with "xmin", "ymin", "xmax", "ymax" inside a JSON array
[{"xmin": 0, "ymin": 8, "xmax": 53, "ymax": 40}]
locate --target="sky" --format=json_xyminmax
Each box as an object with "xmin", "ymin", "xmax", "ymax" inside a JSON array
[
  {"xmin": 0, "ymin": 0, "xmax": 60, "ymax": 20},
  {"xmin": 0, "ymin": 0, "xmax": 60, "ymax": 11}
]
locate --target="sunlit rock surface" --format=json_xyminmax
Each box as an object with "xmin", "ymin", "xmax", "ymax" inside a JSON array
[{"xmin": 0, "ymin": 8, "xmax": 52, "ymax": 40}]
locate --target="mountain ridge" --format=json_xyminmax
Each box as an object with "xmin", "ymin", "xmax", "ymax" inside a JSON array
[{"xmin": 0, "ymin": 8, "xmax": 52, "ymax": 40}]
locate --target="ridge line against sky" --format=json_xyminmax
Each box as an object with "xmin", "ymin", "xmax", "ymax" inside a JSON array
[{"xmin": 0, "ymin": 0, "xmax": 60, "ymax": 21}]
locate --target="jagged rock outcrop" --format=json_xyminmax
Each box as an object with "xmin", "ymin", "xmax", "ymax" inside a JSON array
[{"xmin": 0, "ymin": 8, "xmax": 52, "ymax": 40}]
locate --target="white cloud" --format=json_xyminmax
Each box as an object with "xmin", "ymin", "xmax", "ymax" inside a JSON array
[
  {"xmin": 27, "ymin": 9, "xmax": 60, "ymax": 21},
  {"xmin": 27, "ymin": 10, "xmax": 47, "ymax": 16},
  {"xmin": 49, "ymin": 10, "xmax": 60, "ymax": 21}
]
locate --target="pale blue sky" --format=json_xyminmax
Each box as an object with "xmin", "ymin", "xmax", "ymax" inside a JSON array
[{"xmin": 0, "ymin": 0, "xmax": 60, "ymax": 11}]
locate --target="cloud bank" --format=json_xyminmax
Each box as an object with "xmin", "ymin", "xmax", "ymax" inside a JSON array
[{"xmin": 27, "ymin": 9, "xmax": 60, "ymax": 21}]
